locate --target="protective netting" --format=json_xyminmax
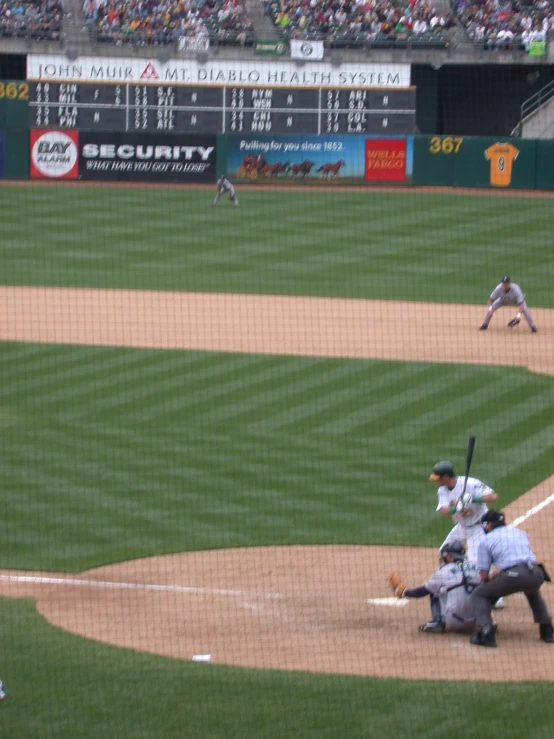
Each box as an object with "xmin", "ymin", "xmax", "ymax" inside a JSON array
[{"xmin": 1, "ymin": 51, "xmax": 554, "ymax": 737}]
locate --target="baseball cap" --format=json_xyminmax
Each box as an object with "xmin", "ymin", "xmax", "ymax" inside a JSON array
[
  {"xmin": 429, "ymin": 461, "xmax": 455, "ymax": 481},
  {"xmin": 501, "ymin": 275, "xmax": 511, "ymax": 283}
]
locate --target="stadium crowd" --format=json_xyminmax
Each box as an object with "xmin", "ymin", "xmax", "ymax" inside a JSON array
[
  {"xmin": 82, "ymin": 0, "xmax": 254, "ymax": 46},
  {"xmin": 270, "ymin": 0, "xmax": 456, "ymax": 42},
  {"xmin": 0, "ymin": 0, "xmax": 64, "ymax": 40},
  {"xmin": 453, "ymin": 0, "xmax": 554, "ymax": 50}
]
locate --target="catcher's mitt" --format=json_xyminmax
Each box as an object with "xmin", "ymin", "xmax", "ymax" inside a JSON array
[
  {"xmin": 386, "ymin": 571, "xmax": 406, "ymax": 598},
  {"xmin": 507, "ymin": 317, "xmax": 520, "ymax": 328}
]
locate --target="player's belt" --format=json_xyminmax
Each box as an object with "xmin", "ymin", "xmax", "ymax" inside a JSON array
[{"xmin": 501, "ymin": 562, "xmax": 536, "ymax": 573}]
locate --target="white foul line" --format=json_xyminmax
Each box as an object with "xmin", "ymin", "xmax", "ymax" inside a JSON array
[
  {"xmin": 0, "ymin": 574, "xmax": 283, "ymax": 600},
  {"xmin": 1, "ymin": 491, "xmax": 553, "ymax": 605},
  {"xmin": 509, "ymin": 492, "xmax": 554, "ymax": 529},
  {"xmin": 367, "ymin": 597, "xmax": 409, "ymax": 607}
]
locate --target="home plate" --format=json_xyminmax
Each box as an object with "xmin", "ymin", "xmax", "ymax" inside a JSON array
[{"xmin": 367, "ymin": 597, "xmax": 410, "ymax": 607}]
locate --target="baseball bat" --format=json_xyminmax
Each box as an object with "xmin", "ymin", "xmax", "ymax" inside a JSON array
[{"xmin": 457, "ymin": 435, "xmax": 476, "ymax": 505}]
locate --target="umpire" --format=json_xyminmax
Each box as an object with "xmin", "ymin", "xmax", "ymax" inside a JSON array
[{"xmin": 470, "ymin": 509, "xmax": 554, "ymax": 648}]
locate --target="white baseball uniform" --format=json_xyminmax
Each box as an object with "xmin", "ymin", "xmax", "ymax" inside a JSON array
[{"xmin": 437, "ymin": 476, "xmax": 492, "ymax": 564}]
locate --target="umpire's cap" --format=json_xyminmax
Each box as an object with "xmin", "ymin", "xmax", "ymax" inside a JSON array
[
  {"xmin": 429, "ymin": 461, "xmax": 455, "ymax": 481},
  {"xmin": 481, "ymin": 509, "xmax": 506, "ymax": 532}
]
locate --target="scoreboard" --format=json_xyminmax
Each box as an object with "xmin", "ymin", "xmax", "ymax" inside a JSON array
[{"xmin": 29, "ymin": 82, "xmax": 416, "ymax": 135}]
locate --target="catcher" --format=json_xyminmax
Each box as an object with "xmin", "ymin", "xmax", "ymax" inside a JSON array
[{"xmin": 386, "ymin": 541, "xmax": 481, "ymax": 633}]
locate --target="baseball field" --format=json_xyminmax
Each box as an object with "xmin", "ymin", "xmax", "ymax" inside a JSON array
[{"xmin": 1, "ymin": 182, "xmax": 554, "ymax": 737}]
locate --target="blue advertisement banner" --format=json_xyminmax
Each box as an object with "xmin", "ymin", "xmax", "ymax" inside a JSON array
[
  {"xmin": 226, "ymin": 134, "xmax": 413, "ymax": 184},
  {"xmin": 0, "ymin": 130, "xmax": 4, "ymax": 178}
]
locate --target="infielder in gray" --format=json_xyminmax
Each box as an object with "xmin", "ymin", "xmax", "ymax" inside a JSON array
[
  {"xmin": 479, "ymin": 275, "xmax": 537, "ymax": 332},
  {"xmin": 470, "ymin": 510, "xmax": 554, "ymax": 648}
]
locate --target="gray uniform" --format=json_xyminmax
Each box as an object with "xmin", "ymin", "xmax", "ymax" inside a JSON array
[
  {"xmin": 213, "ymin": 177, "xmax": 238, "ymax": 207},
  {"xmin": 425, "ymin": 560, "xmax": 480, "ymax": 629},
  {"xmin": 472, "ymin": 526, "xmax": 552, "ymax": 627},
  {"xmin": 481, "ymin": 281, "xmax": 536, "ymax": 330}
]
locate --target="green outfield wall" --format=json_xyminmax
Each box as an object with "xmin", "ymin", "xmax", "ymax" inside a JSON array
[
  {"xmin": 0, "ymin": 79, "xmax": 29, "ymax": 179},
  {"xmin": 412, "ymin": 135, "xmax": 538, "ymax": 189},
  {"xmin": 3, "ymin": 87, "xmax": 554, "ymax": 192}
]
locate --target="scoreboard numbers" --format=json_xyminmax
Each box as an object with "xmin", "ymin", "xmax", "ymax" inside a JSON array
[{"xmin": 29, "ymin": 82, "xmax": 416, "ymax": 135}]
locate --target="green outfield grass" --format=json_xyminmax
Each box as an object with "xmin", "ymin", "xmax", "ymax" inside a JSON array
[
  {"xmin": 2, "ymin": 182, "xmax": 554, "ymax": 736},
  {"xmin": 1, "ymin": 342, "xmax": 553, "ymax": 571},
  {"xmin": 1, "ymin": 597, "xmax": 554, "ymax": 739},
  {"xmin": 1, "ymin": 183, "xmax": 553, "ymax": 306}
]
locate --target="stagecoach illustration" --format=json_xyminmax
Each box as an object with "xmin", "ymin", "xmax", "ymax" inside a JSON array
[{"xmin": 236, "ymin": 154, "xmax": 268, "ymax": 179}]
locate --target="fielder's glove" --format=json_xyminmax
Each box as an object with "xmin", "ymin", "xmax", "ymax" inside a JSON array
[
  {"xmin": 507, "ymin": 315, "xmax": 521, "ymax": 328},
  {"xmin": 386, "ymin": 571, "xmax": 406, "ymax": 598}
]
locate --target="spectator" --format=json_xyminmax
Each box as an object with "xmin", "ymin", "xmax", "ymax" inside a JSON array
[
  {"xmin": 269, "ymin": 0, "xmax": 453, "ymax": 44},
  {"xmin": 454, "ymin": 0, "xmax": 554, "ymax": 50},
  {"xmin": 84, "ymin": 0, "xmax": 253, "ymax": 46}
]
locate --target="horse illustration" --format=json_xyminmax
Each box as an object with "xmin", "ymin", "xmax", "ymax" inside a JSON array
[
  {"xmin": 261, "ymin": 161, "xmax": 290, "ymax": 178},
  {"xmin": 287, "ymin": 160, "xmax": 315, "ymax": 178},
  {"xmin": 317, "ymin": 160, "xmax": 346, "ymax": 179}
]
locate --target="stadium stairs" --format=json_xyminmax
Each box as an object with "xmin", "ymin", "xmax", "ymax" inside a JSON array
[
  {"xmin": 517, "ymin": 80, "xmax": 554, "ymax": 138},
  {"xmin": 245, "ymin": 0, "xmax": 281, "ymax": 41}
]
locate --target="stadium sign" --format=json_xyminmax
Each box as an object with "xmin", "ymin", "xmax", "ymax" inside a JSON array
[
  {"xmin": 30, "ymin": 129, "xmax": 79, "ymax": 179},
  {"xmin": 290, "ymin": 40, "xmax": 324, "ymax": 61},
  {"xmin": 178, "ymin": 36, "xmax": 210, "ymax": 53},
  {"xmin": 79, "ymin": 132, "xmax": 217, "ymax": 182},
  {"xmin": 256, "ymin": 40, "xmax": 287, "ymax": 56},
  {"xmin": 27, "ymin": 54, "xmax": 411, "ymax": 88}
]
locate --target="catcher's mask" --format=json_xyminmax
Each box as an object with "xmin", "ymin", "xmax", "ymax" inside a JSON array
[{"xmin": 440, "ymin": 540, "xmax": 466, "ymax": 563}]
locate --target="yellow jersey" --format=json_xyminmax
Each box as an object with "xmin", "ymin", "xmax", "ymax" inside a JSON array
[{"xmin": 484, "ymin": 142, "xmax": 519, "ymax": 187}]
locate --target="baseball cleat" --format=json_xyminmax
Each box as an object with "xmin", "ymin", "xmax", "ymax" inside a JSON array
[
  {"xmin": 470, "ymin": 625, "xmax": 497, "ymax": 648},
  {"xmin": 540, "ymin": 623, "xmax": 554, "ymax": 643},
  {"xmin": 418, "ymin": 621, "xmax": 446, "ymax": 633},
  {"xmin": 492, "ymin": 597, "xmax": 505, "ymax": 610},
  {"xmin": 479, "ymin": 324, "xmax": 488, "ymax": 331},
  {"xmin": 531, "ymin": 327, "xmax": 538, "ymax": 333}
]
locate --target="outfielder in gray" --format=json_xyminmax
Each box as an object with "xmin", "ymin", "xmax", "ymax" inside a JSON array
[
  {"xmin": 469, "ymin": 510, "xmax": 553, "ymax": 648},
  {"xmin": 479, "ymin": 276, "xmax": 537, "ymax": 332}
]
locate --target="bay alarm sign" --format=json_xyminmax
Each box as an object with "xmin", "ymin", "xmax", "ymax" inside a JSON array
[{"xmin": 30, "ymin": 130, "xmax": 79, "ymax": 179}]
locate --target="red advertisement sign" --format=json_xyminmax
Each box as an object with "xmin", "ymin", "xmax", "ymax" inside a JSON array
[
  {"xmin": 365, "ymin": 139, "xmax": 406, "ymax": 182},
  {"xmin": 30, "ymin": 129, "xmax": 79, "ymax": 179}
]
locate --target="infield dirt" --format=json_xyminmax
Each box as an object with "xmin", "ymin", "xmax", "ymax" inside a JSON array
[{"xmin": 0, "ymin": 285, "xmax": 553, "ymax": 682}]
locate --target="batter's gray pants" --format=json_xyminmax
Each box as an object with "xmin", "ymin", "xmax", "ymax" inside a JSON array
[
  {"xmin": 471, "ymin": 563, "xmax": 551, "ymax": 627},
  {"xmin": 482, "ymin": 299, "xmax": 536, "ymax": 329}
]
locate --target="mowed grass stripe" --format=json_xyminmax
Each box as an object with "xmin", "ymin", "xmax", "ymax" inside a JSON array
[
  {"xmin": 261, "ymin": 363, "xmax": 424, "ymax": 432},
  {"xmin": 2, "ymin": 343, "xmax": 554, "ymax": 569},
  {"xmin": 1, "ymin": 184, "xmax": 553, "ymax": 305},
  {"xmin": 4, "ymin": 597, "xmax": 554, "ymax": 739}
]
